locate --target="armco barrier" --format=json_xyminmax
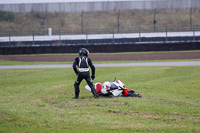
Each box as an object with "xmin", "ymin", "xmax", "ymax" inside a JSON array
[{"xmin": 0, "ymin": 42, "xmax": 200, "ymax": 55}]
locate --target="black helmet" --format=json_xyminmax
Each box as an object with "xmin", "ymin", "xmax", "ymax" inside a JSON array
[{"xmin": 79, "ymin": 48, "xmax": 89, "ymax": 56}]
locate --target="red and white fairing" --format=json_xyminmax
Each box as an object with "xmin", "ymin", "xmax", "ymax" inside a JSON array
[{"xmin": 85, "ymin": 80, "xmax": 125, "ymax": 97}]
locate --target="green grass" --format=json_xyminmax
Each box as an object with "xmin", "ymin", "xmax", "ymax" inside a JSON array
[{"xmin": 0, "ymin": 66, "xmax": 200, "ymax": 132}]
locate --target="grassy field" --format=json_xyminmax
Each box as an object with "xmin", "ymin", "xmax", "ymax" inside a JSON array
[{"xmin": 0, "ymin": 65, "xmax": 200, "ymax": 132}]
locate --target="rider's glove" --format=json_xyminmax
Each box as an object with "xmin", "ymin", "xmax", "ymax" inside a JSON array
[{"xmin": 91, "ymin": 75, "xmax": 95, "ymax": 80}]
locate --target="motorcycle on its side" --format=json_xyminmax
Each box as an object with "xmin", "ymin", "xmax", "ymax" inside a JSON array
[{"xmin": 85, "ymin": 78, "xmax": 142, "ymax": 98}]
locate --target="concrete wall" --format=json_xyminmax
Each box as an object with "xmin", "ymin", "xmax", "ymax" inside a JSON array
[{"xmin": 0, "ymin": 0, "xmax": 200, "ymax": 13}]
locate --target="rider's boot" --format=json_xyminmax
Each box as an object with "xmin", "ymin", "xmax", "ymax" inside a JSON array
[
  {"xmin": 72, "ymin": 92, "xmax": 79, "ymax": 99},
  {"xmin": 72, "ymin": 96, "xmax": 79, "ymax": 99},
  {"xmin": 73, "ymin": 82, "xmax": 80, "ymax": 99},
  {"xmin": 91, "ymin": 89, "xmax": 98, "ymax": 99}
]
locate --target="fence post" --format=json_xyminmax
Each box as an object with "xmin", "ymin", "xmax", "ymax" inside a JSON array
[
  {"xmin": 117, "ymin": 10, "xmax": 120, "ymax": 33},
  {"xmin": 32, "ymin": 31, "xmax": 35, "ymax": 45},
  {"xmin": 139, "ymin": 27, "xmax": 141, "ymax": 42},
  {"xmin": 166, "ymin": 26, "xmax": 168, "ymax": 42},
  {"xmin": 8, "ymin": 13, "xmax": 11, "ymax": 44},
  {"xmin": 112, "ymin": 28, "xmax": 115, "ymax": 44},
  {"xmin": 86, "ymin": 29, "xmax": 88, "ymax": 44},
  {"xmin": 45, "ymin": 10, "xmax": 47, "ymax": 35},
  {"xmin": 154, "ymin": 8, "xmax": 157, "ymax": 32},
  {"xmin": 8, "ymin": 30, "xmax": 11, "ymax": 44},
  {"xmin": 193, "ymin": 25, "xmax": 195, "ymax": 41},
  {"xmin": 190, "ymin": 7, "xmax": 193, "ymax": 31},
  {"xmin": 59, "ymin": 30, "xmax": 61, "ymax": 44},
  {"xmin": 81, "ymin": 10, "xmax": 83, "ymax": 34}
]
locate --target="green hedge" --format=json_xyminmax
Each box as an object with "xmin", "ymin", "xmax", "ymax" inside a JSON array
[{"xmin": 0, "ymin": 11, "xmax": 15, "ymax": 21}]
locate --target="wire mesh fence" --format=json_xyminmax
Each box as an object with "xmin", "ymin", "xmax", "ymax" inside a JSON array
[
  {"xmin": 0, "ymin": 26, "xmax": 200, "ymax": 47},
  {"xmin": 1, "ymin": 8, "xmax": 200, "ymax": 46}
]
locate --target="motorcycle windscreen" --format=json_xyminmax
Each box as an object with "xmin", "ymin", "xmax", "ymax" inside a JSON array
[
  {"xmin": 109, "ymin": 83, "xmax": 123, "ymax": 96},
  {"xmin": 109, "ymin": 83, "xmax": 118, "ymax": 90}
]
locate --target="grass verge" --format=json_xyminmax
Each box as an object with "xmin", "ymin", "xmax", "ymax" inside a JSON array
[{"xmin": 0, "ymin": 66, "xmax": 200, "ymax": 132}]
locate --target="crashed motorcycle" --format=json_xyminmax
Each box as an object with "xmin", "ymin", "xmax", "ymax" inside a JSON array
[{"xmin": 85, "ymin": 78, "xmax": 142, "ymax": 98}]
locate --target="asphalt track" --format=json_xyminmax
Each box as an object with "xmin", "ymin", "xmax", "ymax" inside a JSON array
[{"xmin": 0, "ymin": 61, "xmax": 200, "ymax": 69}]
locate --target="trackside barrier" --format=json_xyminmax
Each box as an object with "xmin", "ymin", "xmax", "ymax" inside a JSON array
[
  {"xmin": 2, "ymin": 26, "xmax": 200, "ymax": 46},
  {"xmin": 0, "ymin": 42, "xmax": 200, "ymax": 55}
]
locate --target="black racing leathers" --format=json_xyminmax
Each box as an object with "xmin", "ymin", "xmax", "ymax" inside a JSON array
[{"xmin": 73, "ymin": 55, "xmax": 97, "ymax": 98}]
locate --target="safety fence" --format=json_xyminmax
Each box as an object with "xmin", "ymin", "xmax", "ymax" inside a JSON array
[{"xmin": 0, "ymin": 26, "xmax": 200, "ymax": 47}]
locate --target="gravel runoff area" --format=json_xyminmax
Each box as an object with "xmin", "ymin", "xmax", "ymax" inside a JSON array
[{"xmin": 0, "ymin": 51, "xmax": 200, "ymax": 69}]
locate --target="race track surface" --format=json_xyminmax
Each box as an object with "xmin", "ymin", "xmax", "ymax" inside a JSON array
[
  {"xmin": 0, "ymin": 61, "xmax": 200, "ymax": 69},
  {"xmin": 0, "ymin": 51, "xmax": 200, "ymax": 69}
]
